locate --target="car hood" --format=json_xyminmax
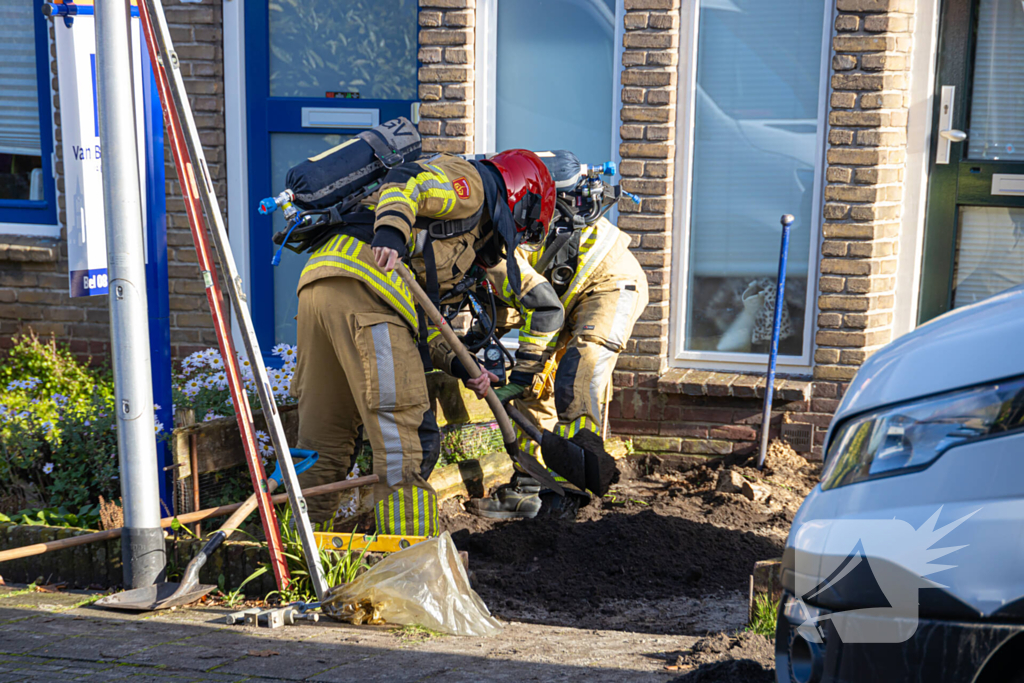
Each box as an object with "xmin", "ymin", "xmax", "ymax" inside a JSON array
[{"xmin": 829, "ymin": 284, "xmax": 1024, "ymax": 441}]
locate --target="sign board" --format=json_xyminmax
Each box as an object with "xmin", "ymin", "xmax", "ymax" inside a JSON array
[{"xmin": 55, "ymin": 5, "xmax": 148, "ymax": 297}]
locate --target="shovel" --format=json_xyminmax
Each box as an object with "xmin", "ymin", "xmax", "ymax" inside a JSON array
[
  {"xmin": 395, "ymin": 264, "xmax": 564, "ymax": 496},
  {"xmin": 505, "ymin": 405, "xmax": 619, "ymax": 496},
  {"xmin": 95, "ymin": 450, "xmax": 319, "ymax": 611}
]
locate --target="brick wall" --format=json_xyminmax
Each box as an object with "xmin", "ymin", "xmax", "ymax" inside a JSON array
[
  {"xmin": 608, "ymin": 0, "xmax": 682, "ymax": 443},
  {"xmin": 162, "ymin": 0, "xmax": 226, "ymax": 358},
  {"xmin": 418, "ymin": 0, "xmax": 475, "ymax": 156},
  {"xmin": 815, "ymin": 0, "xmax": 915, "ymax": 382},
  {"xmin": 0, "ymin": 0, "xmax": 225, "ymax": 363}
]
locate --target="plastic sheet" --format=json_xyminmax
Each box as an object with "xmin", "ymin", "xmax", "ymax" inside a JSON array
[{"xmin": 322, "ymin": 531, "xmax": 503, "ymax": 637}]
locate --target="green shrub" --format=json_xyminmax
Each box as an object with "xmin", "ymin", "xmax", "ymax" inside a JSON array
[{"xmin": 0, "ymin": 333, "xmax": 122, "ymax": 511}]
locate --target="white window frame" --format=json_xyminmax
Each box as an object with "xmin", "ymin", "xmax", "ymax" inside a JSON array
[
  {"xmin": 0, "ymin": 16, "xmax": 60, "ymax": 239},
  {"xmin": 667, "ymin": 0, "xmax": 834, "ymax": 373},
  {"xmin": 474, "ymin": 0, "xmax": 626, "ymax": 161}
]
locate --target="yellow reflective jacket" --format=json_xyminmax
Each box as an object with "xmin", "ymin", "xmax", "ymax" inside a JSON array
[
  {"xmin": 297, "ymin": 154, "xmax": 564, "ymax": 385},
  {"xmin": 297, "ymin": 155, "xmax": 489, "ymax": 328}
]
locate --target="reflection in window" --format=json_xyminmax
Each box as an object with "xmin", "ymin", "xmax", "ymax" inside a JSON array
[
  {"xmin": 0, "ymin": 1, "xmax": 43, "ymax": 201},
  {"xmin": 685, "ymin": 0, "xmax": 825, "ymax": 356},
  {"xmin": 268, "ymin": 0, "xmax": 417, "ymax": 101}
]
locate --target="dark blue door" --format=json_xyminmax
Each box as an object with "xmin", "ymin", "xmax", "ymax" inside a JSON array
[{"xmin": 245, "ymin": 0, "xmax": 419, "ymax": 348}]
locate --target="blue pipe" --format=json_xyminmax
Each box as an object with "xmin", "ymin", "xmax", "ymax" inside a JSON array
[{"xmin": 757, "ymin": 214, "xmax": 794, "ymax": 470}]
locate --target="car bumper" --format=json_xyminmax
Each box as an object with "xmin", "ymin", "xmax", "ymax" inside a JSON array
[{"xmin": 774, "ymin": 592, "xmax": 1024, "ymax": 683}]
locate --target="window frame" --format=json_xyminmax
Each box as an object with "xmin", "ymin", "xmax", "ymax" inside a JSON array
[
  {"xmin": 0, "ymin": 7, "xmax": 58, "ymax": 236},
  {"xmin": 668, "ymin": 0, "xmax": 834, "ymax": 373}
]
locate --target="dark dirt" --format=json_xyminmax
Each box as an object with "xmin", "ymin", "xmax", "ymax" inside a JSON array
[
  {"xmin": 666, "ymin": 633, "xmax": 775, "ymax": 683},
  {"xmin": 442, "ymin": 440, "xmax": 820, "ymax": 636}
]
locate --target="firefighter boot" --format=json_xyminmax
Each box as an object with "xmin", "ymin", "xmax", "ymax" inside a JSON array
[{"xmin": 465, "ymin": 476, "xmax": 542, "ymax": 519}]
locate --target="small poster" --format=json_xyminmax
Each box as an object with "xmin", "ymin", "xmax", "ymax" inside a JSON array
[{"xmin": 54, "ymin": 4, "xmax": 148, "ymax": 297}]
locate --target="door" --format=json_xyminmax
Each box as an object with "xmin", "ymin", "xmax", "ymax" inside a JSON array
[
  {"xmin": 919, "ymin": 0, "xmax": 1024, "ymax": 323},
  {"xmin": 245, "ymin": 0, "xmax": 419, "ymax": 349}
]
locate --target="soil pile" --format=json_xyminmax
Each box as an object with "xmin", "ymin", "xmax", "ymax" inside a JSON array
[
  {"xmin": 667, "ymin": 633, "xmax": 775, "ymax": 683},
  {"xmin": 440, "ymin": 439, "xmax": 818, "ymax": 632},
  {"xmin": 449, "ymin": 507, "xmax": 777, "ymax": 606}
]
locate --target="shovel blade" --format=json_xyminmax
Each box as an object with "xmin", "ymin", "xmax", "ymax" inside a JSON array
[
  {"xmin": 94, "ymin": 582, "xmax": 216, "ymax": 611},
  {"xmin": 540, "ymin": 430, "xmax": 619, "ymax": 496}
]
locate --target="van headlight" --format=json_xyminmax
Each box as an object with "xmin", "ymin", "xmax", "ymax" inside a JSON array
[{"xmin": 821, "ymin": 376, "xmax": 1024, "ymax": 490}]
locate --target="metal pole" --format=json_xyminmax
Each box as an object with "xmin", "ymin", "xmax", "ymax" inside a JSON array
[
  {"xmin": 757, "ymin": 214, "xmax": 794, "ymax": 470},
  {"xmin": 94, "ymin": 0, "xmax": 165, "ymax": 587}
]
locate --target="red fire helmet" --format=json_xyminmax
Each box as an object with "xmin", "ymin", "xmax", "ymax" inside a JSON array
[{"xmin": 486, "ymin": 149, "xmax": 556, "ymax": 245}]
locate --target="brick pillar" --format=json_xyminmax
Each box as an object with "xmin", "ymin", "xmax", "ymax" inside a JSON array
[
  {"xmin": 616, "ymin": 0, "xmax": 679, "ymax": 381},
  {"xmin": 815, "ymin": 0, "xmax": 915, "ymax": 382},
  {"xmin": 418, "ymin": 0, "xmax": 475, "ymax": 155}
]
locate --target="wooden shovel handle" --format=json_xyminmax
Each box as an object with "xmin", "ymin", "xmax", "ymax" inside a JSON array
[
  {"xmin": 0, "ymin": 474, "xmax": 378, "ymax": 564},
  {"xmin": 394, "ymin": 265, "xmax": 518, "ymax": 445}
]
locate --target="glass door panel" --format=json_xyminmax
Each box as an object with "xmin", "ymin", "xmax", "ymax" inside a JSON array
[
  {"xmin": 965, "ymin": 0, "xmax": 1024, "ymax": 161},
  {"xmin": 953, "ymin": 207, "xmax": 1024, "ymax": 308},
  {"xmin": 268, "ymin": 0, "xmax": 417, "ymax": 100},
  {"xmin": 246, "ymin": 0, "xmax": 419, "ymax": 350},
  {"xmin": 270, "ymin": 133, "xmax": 351, "ymax": 346},
  {"xmin": 920, "ymin": 0, "xmax": 1024, "ymax": 322}
]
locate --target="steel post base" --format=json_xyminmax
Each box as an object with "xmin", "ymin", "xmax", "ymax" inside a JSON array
[{"xmin": 121, "ymin": 527, "xmax": 166, "ymax": 589}]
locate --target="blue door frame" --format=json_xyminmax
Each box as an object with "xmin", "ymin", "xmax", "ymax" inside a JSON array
[{"xmin": 243, "ymin": 0, "xmax": 417, "ymax": 354}]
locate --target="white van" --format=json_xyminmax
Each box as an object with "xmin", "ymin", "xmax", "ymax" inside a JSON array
[{"xmin": 775, "ymin": 285, "xmax": 1024, "ymax": 683}]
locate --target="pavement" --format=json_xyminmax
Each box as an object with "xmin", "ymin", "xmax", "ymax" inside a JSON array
[{"xmin": 0, "ymin": 584, "xmax": 701, "ymax": 682}]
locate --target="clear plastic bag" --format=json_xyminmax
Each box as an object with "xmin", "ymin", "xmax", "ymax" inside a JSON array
[{"xmin": 322, "ymin": 531, "xmax": 503, "ymax": 637}]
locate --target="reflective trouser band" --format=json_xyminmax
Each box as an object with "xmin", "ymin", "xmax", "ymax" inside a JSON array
[
  {"xmin": 375, "ymin": 488, "xmax": 438, "ymax": 537},
  {"xmin": 555, "ymin": 415, "xmax": 599, "ymax": 439},
  {"xmin": 301, "ymin": 235, "xmax": 418, "ymax": 329}
]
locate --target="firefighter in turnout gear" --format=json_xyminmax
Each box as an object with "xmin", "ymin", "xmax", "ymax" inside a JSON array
[
  {"xmin": 290, "ymin": 149, "xmax": 563, "ymax": 534},
  {"xmin": 467, "ymin": 198, "xmax": 648, "ymax": 519}
]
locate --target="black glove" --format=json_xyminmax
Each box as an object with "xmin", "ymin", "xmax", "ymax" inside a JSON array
[
  {"xmin": 449, "ymin": 356, "xmax": 475, "ymax": 383},
  {"xmin": 370, "ymin": 226, "xmax": 408, "ymax": 258}
]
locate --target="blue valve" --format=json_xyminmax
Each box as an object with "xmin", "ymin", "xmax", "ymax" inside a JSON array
[
  {"xmin": 258, "ymin": 197, "xmax": 278, "ymax": 215},
  {"xmin": 622, "ymin": 190, "xmax": 641, "ymax": 204},
  {"xmin": 599, "ymin": 161, "xmax": 616, "ymax": 176},
  {"xmin": 42, "ymin": 1, "xmax": 77, "ymax": 28}
]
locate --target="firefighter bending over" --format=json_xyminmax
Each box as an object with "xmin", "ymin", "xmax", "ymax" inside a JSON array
[
  {"xmin": 467, "ymin": 152, "xmax": 649, "ymax": 520},
  {"xmin": 290, "ymin": 149, "xmax": 563, "ymax": 535}
]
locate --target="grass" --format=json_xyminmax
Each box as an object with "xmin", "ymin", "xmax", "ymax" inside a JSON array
[
  {"xmin": 394, "ymin": 623, "xmax": 445, "ymax": 640},
  {"xmin": 746, "ymin": 592, "xmax": 778, "ymax": 639}
]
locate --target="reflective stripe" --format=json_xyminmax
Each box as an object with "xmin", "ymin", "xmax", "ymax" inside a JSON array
[
  {"xmin": 588, "ymin": 345, "xmax": 617, "ymax": 425},
  {"xmin": 371, "ymin": 323, "xmax": 406, "ymax": 488},
  {"xmin": 606, "ymin": 282, "xmax": 639, "ymax": 350},
  {"xmin": 377, "ymin": 166, "xmax": 457, "ymax": 217},
  {"xmin": 562, "ymin": 222, "xmax": 619, "ymax": 308},
  {"xmin": 559, "ymin": 415, "xmax": 598, "ymax": 439},
  {"xmin": 413, "ymin": 491, "xmax": 421, "ymax": 540},
  {"xmin": 301, "ymin": 236, "xmax": 418, "ymax": 329}
]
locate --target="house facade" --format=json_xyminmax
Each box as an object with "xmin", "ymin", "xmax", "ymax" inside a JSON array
[{"xmin": 2, "ymin": 0, "xmax": 1021, "ymax": 459}]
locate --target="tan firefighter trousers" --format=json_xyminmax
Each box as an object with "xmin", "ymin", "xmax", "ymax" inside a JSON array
[
  {"xmin": 513, "ymin": 252, "xmax": 649, "ymax": 459},
  {"xmin": 290, "ymin": 277, "xmax": 440, "ymax": 535}
]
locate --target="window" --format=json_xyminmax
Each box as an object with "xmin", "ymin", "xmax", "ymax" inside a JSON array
[
  {"xmin": 0, "ymin": 0, "xmax": 57, "ymax": 233},
  {"xmin": 477, "ymin": 0, "xmax": 622, "ymax": 166},
  {"xmin": 672, "ymin": 0, "xmax": 829, "ymax": 366}
]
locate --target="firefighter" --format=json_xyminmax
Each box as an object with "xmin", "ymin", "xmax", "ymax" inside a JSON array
[
  {"xmin": 290, "ymin": 150, "xmax": 563, "ymax": 535},
  {"xmin": 466, "ymin": 213, "xmax": 649, "ymax": 519}
]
